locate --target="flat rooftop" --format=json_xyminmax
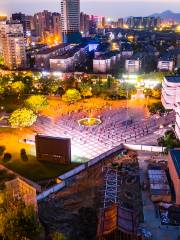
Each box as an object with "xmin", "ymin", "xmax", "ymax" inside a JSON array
[
  {"xmin": 50, "ymin": 44, "xmax": 88, "ymax": 60},
  {"xmin": 165, "ymin": 76, "xmax": 180, "ymax": 83},
  {"xmin": 95, "ymin": 51, "xmax": 120, "ymax": 60},
  {"xmin": 170, "ymin": 149, "xmax": 180, "ymax": 178},
  {"xmin": 37, "ymin": 44, "xmax": 69, "ymax": 55}
]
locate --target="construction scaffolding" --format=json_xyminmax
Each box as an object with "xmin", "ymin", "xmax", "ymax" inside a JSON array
[{"xmin": 97, "ymin": 166, "xmax": 142, "ymax": 240}]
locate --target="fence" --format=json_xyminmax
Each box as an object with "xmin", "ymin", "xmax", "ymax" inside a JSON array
[
  {"xmin": 37, "ymin": 144, "xmax": 124, "ymax": 201},
  {"xmin": 37, "ymin": 181, "xmax": 65, "ymax": 201},
  {"xmin": 124, "ymin": 144, "xmax": 166, "ymax": 153}
]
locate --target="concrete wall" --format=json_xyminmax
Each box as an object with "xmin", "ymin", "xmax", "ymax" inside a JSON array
[{"xmin": 37, "ymin": 144, "xmax": 124, "ymax": 201}]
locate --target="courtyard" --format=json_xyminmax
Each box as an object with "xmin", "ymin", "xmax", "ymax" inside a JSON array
[{"xmin": 0, "ymin": 97, "xmax": 175, "ymax": 182}]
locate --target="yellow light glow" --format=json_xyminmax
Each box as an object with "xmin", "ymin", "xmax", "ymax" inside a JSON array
[
  {"xmin": 176, "ymin": 25, "xmax": 180, "ymax": 33},
  {"xmin": 123, "ymin": 24, "xmax": 129, "ymax": 29}
]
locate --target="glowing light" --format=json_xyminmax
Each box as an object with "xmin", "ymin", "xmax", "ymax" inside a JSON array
[
  {"xmin": 176, "ymin": 25, "xmax": 180, "ymax": 33},
  {"xmin": 123, "ymin": 24, "xmax": 129, "ymax": 29}
]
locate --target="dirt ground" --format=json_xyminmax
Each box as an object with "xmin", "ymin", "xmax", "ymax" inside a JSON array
[{"xmin": 38, "ymin": 150, "xmax": 143, "ymax": 238}]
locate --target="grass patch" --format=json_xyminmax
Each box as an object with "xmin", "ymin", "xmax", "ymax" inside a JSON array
[
  {"xmin": 0, "ymin": 156, "xmax": 79, "ymax": 182},
  {"xmin": 0, "ymin": 127, "xmax": 79, "ymax": 182}
]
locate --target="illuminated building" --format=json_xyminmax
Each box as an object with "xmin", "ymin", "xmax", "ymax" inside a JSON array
[
  {"xmin": 50, "ymin": 44, "xmax": 89, "ymax": 72},
  {"xmin": 161, "ymin": 76, "xmax": 180, "ymax": 110},
  {"xmin": 89, "ymin": 15, "xmax": 98, "ymax": 35},
  {"xmin": 0, "ymin": 21, "xmax": 26, "ymax": 69},
  {"xmin": 157, "ymin": 58, "xmax": 174, "ymax": 72},
  {"xmin": 5, "ymin": 177, "xmax": 37, "ymax": 209},
  {"xmin": 168, "ymin": 149, "xmax": 180, "ymax": 205},
  {"xmin": 161, "ymin": 76, "xmax": 180, "ymax": 140},
  {"xmin": 80, "ymin": 12, "xmax": 90, "ymax": 36},
  {"xmin": 34, "ymin": 43, "xmax": 71, "ymax": 70},
  {"xmin": 125, "ymin": 58, "xmax": 142, "ymax": 74},
  {"xmin": 99, "ymin": 16, "xmax": 106, "ymax": 28},
  {"xmin": 118, "ymin": 18, "xmax": 123, "ymax": 28},
  {"xmin": 60, "ymin": 0, "xmax": 81, "ymax": 43},
  {"xmin": 93, "ymin": 51, "xmax": 121, "ymax": 73},
  {"xmin": 52, "ymin": 12, "xmax": 62, "ymax": 41},
  {"xmin": 127, "ymin": 16, "xmax": 161, "ymax": 29},
  {"xmin": 11, "ymin": 12, "xmax": 32, "ymax": 37},
  {"xmin": 33, "ymin": 11, "xmax": 62, "ymax": 43},
  {"xmin": 34, "ymin": 11, "xmax": 51, "ymax": 40}
]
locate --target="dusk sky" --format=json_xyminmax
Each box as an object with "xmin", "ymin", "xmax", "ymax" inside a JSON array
[{"xmin": 1, "ymin": 0, "xmax": 180, "ymax": 19}]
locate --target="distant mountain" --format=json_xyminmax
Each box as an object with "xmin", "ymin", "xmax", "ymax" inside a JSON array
[{"xmin": 150, "ymin": 10, "xmax": 180, "ymax": 22}]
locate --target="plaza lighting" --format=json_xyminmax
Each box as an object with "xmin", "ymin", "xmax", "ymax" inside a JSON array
[
  {"xmin": 52, "ymin": 72, "xmax": 62, "ymax": 77},
  {"xmin": 122, "ymin": 74, "xmax": 138, "ymax": 81},
  {"xmin": 42, "ymin": 71, "xmax": 50, "ymax": 76}
]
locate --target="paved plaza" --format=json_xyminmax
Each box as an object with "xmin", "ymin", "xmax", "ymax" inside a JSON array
[{"xmin": 32, "ymin": 103, "xmax": 175, "ymax": 162}]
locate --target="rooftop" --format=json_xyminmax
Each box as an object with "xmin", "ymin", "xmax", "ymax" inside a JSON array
[
  {"xmin": 170, "ymin": 149, "xmax": 180, "ymax": 178},
  {"xmin": 37, "ymin": 44, "xmax": 69, "ymax": 55},
  {"xmin": 50, "ymin": 44, "xmax": 88, "ymax": 60},
  {"xmin": 165, "ymin": 76, "xmax": 180, "ymax": 83},
  {"xmin": 95, "ymin": 51, "xmax": 120, "ymax": 60}
]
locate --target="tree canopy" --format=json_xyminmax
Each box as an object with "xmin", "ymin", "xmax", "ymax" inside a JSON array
[
  {"xmin": 8, "ymin": 108, "xmax": 37, "ymax": 128},
  {"xmin": 51, "ymin": 232, "xmax": 66, "ymax": 240},
  {"xmin": 80, "ymin": 83, "xmax": 92, "ymax": 98},
  {"xmin": 11, "ymin": 81, "xmax": 25, "ymax": 95},
  {"xmin": 62, "ymin": 89, "xmax": 81, "ymax": 104},
  {"xmin": 25, "ymin": 95, "xmax": 48, "ymax": 113}
]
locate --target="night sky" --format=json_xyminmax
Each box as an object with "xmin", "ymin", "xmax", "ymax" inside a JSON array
[{"xmin": 0, "ymin": 0, "xmax": 180, "ymax": 19}]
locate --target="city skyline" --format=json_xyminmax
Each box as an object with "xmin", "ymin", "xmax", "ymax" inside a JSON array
[{"xmin": 1, "ymin": 0, "xmax": 180, "ymax": 18}]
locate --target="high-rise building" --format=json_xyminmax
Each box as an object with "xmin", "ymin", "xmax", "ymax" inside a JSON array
[
  {"xmin": 89, "ymin": 15, "xmax": 98, "ymax": 35},
  {"xmin": 80, "ymin": 12, "xmax": 90, "ymax": 36},
  {"xmin": 0, "ymin": 21, "xmax": 26, "ymax": 70},
  {"xmin": 34, "ymin": 11, "xmax": 48, "ymax": 40},
  {"xmin": 118, "ymin": 18, "xmax": 123, "ymax": 28},
  {"xmin": 52, "ymin": 12, "xmax": 62, "ymax": 39},
  {"xmin": 11, "ymin": 12, "xmax": 32, "ymax": 37},
  {"xmin": 127, "ymin": 16, "xmax": 160, "ymax": 29},
  {"xmin": 60, "ymin": 0, "xmax": 81, "ymax": 43},
  {"xmin": 33, "ymin": 11, "xmax": 62, "ymax": 43}
]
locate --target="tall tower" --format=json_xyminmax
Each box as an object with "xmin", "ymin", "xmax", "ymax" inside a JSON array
[{"xmin": 60, "ymin": 0, "xmax": 81, "ymax": 43}]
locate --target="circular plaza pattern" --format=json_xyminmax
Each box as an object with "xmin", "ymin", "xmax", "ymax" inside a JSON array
[{"xmin": 78, "ymin": 117, "xmax": 102, "ymax": 127}]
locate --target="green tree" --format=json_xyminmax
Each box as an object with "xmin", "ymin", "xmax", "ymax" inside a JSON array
[
  {"xmin": 152, "ymin": 84, "xmax": 162, "ymax": 99},
  {"xmin": 25, "ymin": 95, "xmax": 48, "ymax": 113},
  {"xmin": 0, "ymin": 199, "xmax": 42, "ymax": 240},
  {"xmin": 11, "ymin": 81, "xmax": 25, "ymax": 95},
  {"xmin": 0, "ymin": 85, "xmax": 5, "ymax": 95},
  {"xmin": 62, "ymin": 89, "xmax": 81, "ymax": 104},
  {"xmin": 51, "ymin": 232, "xmax": 66, "ymax": 240},
  {"xmin": 144, "ymin": 88, "xmax": 153, "ymax": 98},
  {"xmin": 158, "ymin": 130, "xmax": 180, "ymax": 152},
  {"xmin": 118, "ymin": 83, "xmax": 137, "ymax": 99},
  {"xmin": 148, "ymin": 102, "xmax": 166, "ymax": 115},
  {"xmin": 8, "ymin": 108, "xmax": 37, "ymax": 128},
  {"xmin": 80, "ymin": 83, "xmax": 92, "ymax": 98}
]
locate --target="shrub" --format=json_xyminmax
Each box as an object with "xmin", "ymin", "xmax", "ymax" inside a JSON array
[
  {"xmin": 20, "ymin": 149, "xmax": 28, "ymax": 162},
  {"xmin": 3, "ymin": 153, "xmax": 12, "ymax": 163},
  {"xmin": 0, "ymin": 146, "xmax": 5, "ymax": 156}
]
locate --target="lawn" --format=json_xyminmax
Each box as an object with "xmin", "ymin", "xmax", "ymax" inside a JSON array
[
  {"xmin": 0, "ymin": 127, "xmax": 78, "ymax": 182},
  {"xmin": 1, "ymin": 157, "xmax": 78, "ymax": 182}
]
